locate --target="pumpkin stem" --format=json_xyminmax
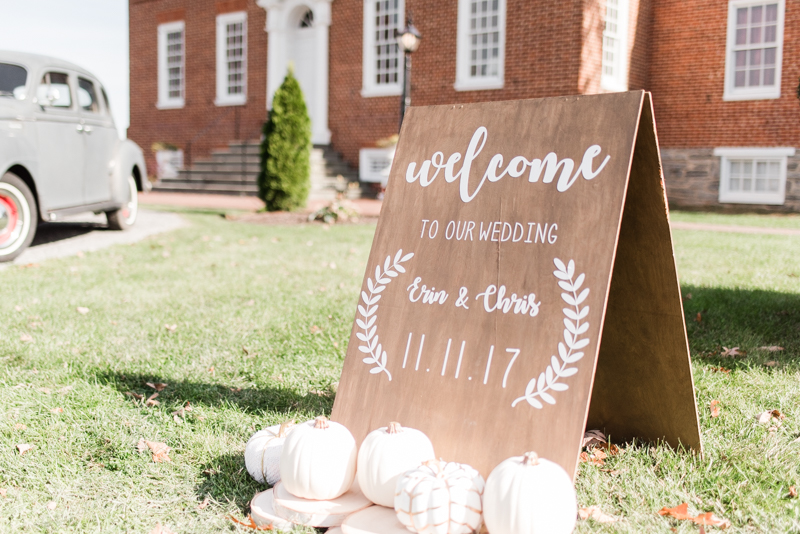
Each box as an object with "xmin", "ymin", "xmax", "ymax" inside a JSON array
[
  {"xmin": 387, "ymin": 422, "xmax": 403, "ymax": 434},
  {"xmin": 522, "ymin": 451, "xmax": 540, "ymax": 466},
  {"xmin": 278, "ymin": 420, "xmax": 295, "ymax": 438},
  {"xmin": 423, "ymin": 459, "xmax": 446, "ymax": 478},
  {"xmin": 313, "ymin": 416, "xmax": 330, "ymax": 430}
]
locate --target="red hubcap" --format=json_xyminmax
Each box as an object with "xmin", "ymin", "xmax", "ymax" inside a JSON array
[{"xmin": 0, "ymin": 193, "xmax": 19, "ymax": 247}]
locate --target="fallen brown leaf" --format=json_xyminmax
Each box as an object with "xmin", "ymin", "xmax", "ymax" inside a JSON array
[
  {"xmin": 58, "ymin": 386, "xmax": 74, "ymax": 394},
  {"xmin": 38, "ymin": 387, "xmax": 51, "ymax": 394},
  {"xmin": 242, "ymin": 346, "xmax": 250, "ymax": 355},
  {"xmin": 76, "ymin": 307, "xmax": 89, "ymax": 315},
  {"xmin": 145, "ymin": 393, "xmax": 160, "ymax": 407},
  {"xmin": 582, "ymin": 429, "xmax": 607, "ymax": 449},
  {"xmin": 755, "ymin": 410, "xmax": 785, "ymax": 424},
  {"xmin": 125, "ymin": 391, "xmax": 143, "ymax": 401},
  {"xmin": 14, "ymin": 424, "xmax": 26, "ymax": 430},
  {"xmin": 720, "ymin": 347, "xmax": 745, "ymax": 358},
  {"xmin": 579, "ymin": 505, "xmax": 618, "ymax": 524},
  {"xmin": 144, "ymin": 440, "xmax": 171, "ymax": 463},
  {"xmin": 310, "ymin": 325, "xmax": 322, "ymax": 334},
  {"xmin": 46, "ymin": 501, "xmax": 57, "ymax": 510},
  {"xmin": 764, "ymin": 361, "xmax": 778, "ymax": 368},
  {"xmin": 16, "ymin": 444, "xmax": 34, "ymax": 455},
  {"xmin": 693, "ymin": 512, "xmax": 731, "ymax": 528},
  {"xmin": 14, "ymin": 305, "xmax": 22, "ymax": 312},
  {"xmin": 579, "ymin": 448, "xmax": 608, "ymax": 466},
  {"xmin": 164, "ymin": 324, "xmax": 177, "ymax": 333},
  {"xmin": 20, "ymin": 334, "xmax": 32, "ymax": 343},
  {"xmin": 658, "ymin": 503, "xmax": 693, "ymax": 521},
  {"xmin": 709, "ymin": 366, "xmax": 731, "ymax": 374},
  {"xmin": 207, "ymin": 367, "xmax": 215, "ymax": 374},
  {"xmin": 146, "ymin": 382, "xmax": 168, "ymax": 391},
  {"xmin": 710, "ymin": 400, "xmax": 721, "ymax": 418},
  {"xmin": 759, "ymin": 346, "xmax": 784, "ymax": 352},
  {"xmin": 198, "ymin": 496, "xmax": 210, "ymax": 510},
  {"xmin": 227, "ymin": 514, "xmax": 274, "ymax": 530},
  {"xmin": 149, "ymin": 523, "xmax": 177, "ymax": 534},
  {"xmin": 789, "ymin": 486, "xmax": 797, "ymax": 498},
  {"xmin": 0, "ymin": 489, "xmax": 6, "ymax": 497},
  {"xmin": 695, "ymin": 312, "xmax": 702, "ymax": 323},
  {"xmin": 50, "ymin": 407, "xmax": 64, "ymax": 414},
  {"xmin": 245, "ymin": 299, "xmax": 255, "ymax": 306}
]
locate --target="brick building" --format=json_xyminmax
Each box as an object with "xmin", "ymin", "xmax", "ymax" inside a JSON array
[{"xmin": 128, "ymin": 0, "xmax": 800, "ymax": 210}]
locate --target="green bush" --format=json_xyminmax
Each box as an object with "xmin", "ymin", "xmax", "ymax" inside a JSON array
[{"xmin": 258, "ymin": 69, "xmax": 311, "ymax": 211}]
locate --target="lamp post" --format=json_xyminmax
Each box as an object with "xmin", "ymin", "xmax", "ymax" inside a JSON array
[{"xmin": 396, "ymin": 18, "xmax": 421, "ymax": 131}]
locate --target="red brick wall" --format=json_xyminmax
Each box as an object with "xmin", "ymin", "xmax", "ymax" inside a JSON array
[
  {"xmin": 128, "ymin": 0, "xmax": 267, "ymax": 176},
  {"xmin": 648, "ymin": 0, "xmax": 800, "ymax": 149},
  {"xmin": 329, "ymin": 0, "xmax": 596, "ymax": 169}
]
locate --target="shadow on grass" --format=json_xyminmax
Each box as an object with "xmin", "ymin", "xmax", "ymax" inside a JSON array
[
  {"xmin": 95, "ymin": 371, "xmax": 336, "ymax": 416},
  {"xmin": 31, "ymin": 221, "xmax": 110, "ymax": 246},
  {"xmin": 196, "ymin": 451, "xmax": 266, "ymax": 516},
  {"xmin": 682, "ymin": 284, "xmax": 800, "ymax": 370}
]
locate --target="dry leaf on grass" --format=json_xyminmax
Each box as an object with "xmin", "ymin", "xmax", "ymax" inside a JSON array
[
  {"xmin": 138, "ymin": 439, "xmax": 171, "ymax": 463},
  {"xmin": 242, "ymin": 346, "xmax": 251, "ymax": 355},
  {"xmin": 0, "ymin": 489, "xmax": 6, "ymax": 497},
  {"xmin": 198, "ymin": 496, "xmax": 210, "ymax": 510},
  {"xmin": 149, "ymin": 523, "xmax": 177, "ymax": 534},
  {"xmin": 58, "ymin": 386, "xmax": 74, "ymax": 394},
  {"xmin": 759, "ymin": 346, "xmax": 784, "ymax": 352},
  {"xmin": 683, "ymin": 293, "xmax": 693, "ymax": 300},
  {"xmin": 658, "ymin": 503, "xmax": 694, "ymax": 521},
  {"xmin": 14, "ymin": 305, "xmax": 22, "ymax": 312},
  {"xmin": 709, "ymin": 367, "xmax": 731, "ymax": 374},
  {"xmin": 755, "ymin": 410, "xmax": 785, "ymax": 424},
  {"xmin": 13, "ymin": 424, "xmax": 26, "ymax": 430},
  {"xmin": 146, "ymin": 382, "xmax": 168, "ymax": 391},
  {"xmin": 16, "ymin": 444, "xmax": 34, "ymax": 455},
  {"xmin": 76, "ymin": 307, "xmax": 89, "ymax": 315},
  {"xmin": 579, "ymin": 505, "xmax": 619, "ymax": 523},
  {"xmin": 582, "ymin": 429, "xmax": 607, "ymax": 449},
  {"xmin": 710, "ymin": 400, "xmax": 721, "ymax": 418},
  {"xmin": 764, "ymin": 361, "xmax": 778, "ymax": 368},
  {"xmin": 20, "ymin": 334, "xmax": 32, "ymax": 343},
  {"xmin": 580, "ymin": 448, "xmax": 608, "ymax": 466},
  {"xmin": 38, "ymin": 387, "xmax": 51, "ymax": 394},
  {"xmin": 310, "ymin": 325, "xmax": 322, "ymax": 334},
  {"xmin": 125, "ymin": 391, "xmax": 143, "ymax": 401},
  {"xmin": 695, "ymin": 312, "xmax": 702, "ymax": 323},
  {"xmin": 164, "ymin": 324, "xmax": 177, "ymax": 333},
  {"xmin": 49, "ymin": 407, "xmax": 64, "ymax": 414},
  {"xmin": 659, "ymin": 503, "xmax": 730, "ymax": 529},
  {"xmin": 693, "ymin": 512, "xmax": 731, "ymax": 528},
  {"xmin": 227, "ymin": 514, "xmax": 274, "ymax": 530},
  {"xmin": 720, "ymin": 347, "xmax": 745, "ymax": 358},
  {"xmin": 245, "ymin": 299, "xmax": 255, "ymax": 306},
  {"xmin": 46, "ymin": 501, "xmax": 57, "ymax": 510},
  {"xmin": 789, "ymin": 486, "xmax": 797, "ymax": 498},
  {"xmin": 145, "ymin": 393, "xmax": 160, "ymax": 407}
]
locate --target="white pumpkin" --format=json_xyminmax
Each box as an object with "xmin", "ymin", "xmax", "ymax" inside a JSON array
[
  {"xmin": 280, "ymin": 416, "xmax": 357, "ymax": 500},
  {"xmin": 394, "ymin": 459, "xmax": 484, "ymax": 534},
  {"xmin": 358, "ymin": 422, "xmax": 435, "ymax": 507},
  {"xmin": 483, "ymin": 451, "xmax": 576, "ymax": 534},
  {"xmin": 245, "ymin": 420, "xmax": 295, "ymax": 485}
]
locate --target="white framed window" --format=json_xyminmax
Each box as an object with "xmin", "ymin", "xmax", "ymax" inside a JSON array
[
  {"xmin": 157, "ymin": 21, "xmax": 185, "ymax": 109},
  {"xmin": 715, "ymin": 147, "xmax": 795, "ymax": 205},
  {"xmin": 362, "ymin": 0, "xmax": 404, "ymax": 98},
  {"xmin": 216, "ymin": 11, "xmax": 247, "ymax": 106},
  {"xmin": 601, "ymin": 0, "xmax": 629, "ymax": 92},
  {"xmin": 455, "ymin": 0, "xmax": 506, "ymax": 91},
  {"xmin": 723, "ymin": 0, "xmax": 784, "ymax": 101}
]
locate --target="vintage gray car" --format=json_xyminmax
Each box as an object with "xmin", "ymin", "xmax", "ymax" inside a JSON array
[{"xmin": 0, "ymin": 51, "xmax": 147, "ymax": 262}]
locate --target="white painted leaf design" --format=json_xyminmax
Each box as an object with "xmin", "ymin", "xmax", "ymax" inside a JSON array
[
  {"xmin": 572, "ymin": 338, "xmax": 590, "ymax": 350},
  {"xmin": 395, "ymin": 264, "xmax": 406, "ymax": 273},
  {"xmin": 385, "ymin": 270, "xmax": 398, "ymax": 278},
  {"xmin": 394, "ymin": 249, "xmax": 403, "ymax": 264},
  {"xmin": 537, "ymin": 372, "xmax": 546, "ymax": 391},
  {"xmin": 370, "ymin": 367, "xmax": 383, "ymax": 374},
  {"xmin": 363, "ymin": 357, "xmax": 375, "ymax": 364},
  {"xmin": 573, "ymin": 273, "xmax": 585, "ymax": 290},
  {"xmin": 567, "ymin": 351, "xmax": 585, "ymax": 364},
  {"xmin": 564, "ymin": 318, "xmax": 577, "ymax": 334},
  {"xmin": 545, "ymin": 365, "xmax": 554, "ymax": 385},
  {"xmin": 367, "ymin": 278, "xmax": 375, "ymax": 292},
  {"xmin": 356, "ymin": 318, "xmax": 367, "ymax": 329},
  {"xmin": 564, "ymin": 308, "xmax": 579, "ymax": 320},
  {"xmin": 365, "ymin": 315, "xmax": 376, "ymax": 328},
  {"xmin": 576, "ymin": 322, "xmax": 590, "ymax": 335},
  {"xmin": 401, "ymin": 252, "xmax": 414, "ymax": 262},
  {"xmin": 550, "ymin": 382, "xmax": 569, "ymax": 391},
  {"xmin": 554, "ymin": 258, "xmax": 567, "ymax": 273},
  {"xmin": 358, "ymin": 345, "xmax": 371, "ymax": 353},
  {"xmin": 356, "ymin": 332, "xmax": 368, "ymax": 342},
  {"xmin": 567, "ymin": 260, "xmax": 575, "ymax": 278},
  {"xmin": 540, "ymin": 391, "xmax": 556, "ymax": 405},
  {"xmin": 558, "ymin": 280, "xmax": 574, "ymax": 292},
  {"xmin": 528, "ymin": 397, "xmax": 543, "ymax": 409},
  {"xmin": 577, "ymin": 306, "xmax": 590, "ymax": 319},
  {"xmin": 575, "ymin": 288, "xmax": 590, "ymax": 305},
  {"xmin": 562, "ymin": 293, "xmax": 577, "ymax": 306},
  {"xmin": 561, "ymin": 367, "xmax": 579, "ymax": 377},
  {"xmin": 551, "ymin": 355, "xmax": 561, "ymax": 371}
]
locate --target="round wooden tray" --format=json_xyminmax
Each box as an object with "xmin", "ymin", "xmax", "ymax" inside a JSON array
[
  {"xmin": 272, "ymin": 480, "xmax": 372, "ymax": 527},
  {"xmin": 341, "ymin": 505, "xmax": 409, "ymax": 534},
  {"xmin": 326, "ymin": 529, "xmax": 344, "ymax": 534},
  {"xmin": 250, "ymin": 489, "xmax": 297, "ymax": 531}
]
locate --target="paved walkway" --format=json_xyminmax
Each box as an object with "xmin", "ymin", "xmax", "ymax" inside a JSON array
[
  {"xmin": 4, "ymin": 209, "xmax": 185, "ymax": 268},
  {"xmin": 138, "ymin": 192, "xmax": 383, "ymax": 217}
]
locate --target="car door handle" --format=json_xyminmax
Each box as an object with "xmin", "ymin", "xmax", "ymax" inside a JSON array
[
  {"xmin": 76, "ymin": 124, "xmax": 84, "ymax": 133},
  {"xmin": 83, "ymin": 125, "xmax": 93, "ymax": 134}
]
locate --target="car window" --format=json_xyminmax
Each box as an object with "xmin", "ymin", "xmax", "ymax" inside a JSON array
[
  {"xmin": 101, "ymin": 86, "xmax": 111, "ymax": 112},
  {"xmin": 77, "ymin": 77, "xmax": 100, "ymax": 113},
  {"xmin": 36, "ymin": 72, "xmax": 72, "ymax": 108},
  {"xmin": 0, "ymin": 63, "xmax": 27, "ymax": 99}
]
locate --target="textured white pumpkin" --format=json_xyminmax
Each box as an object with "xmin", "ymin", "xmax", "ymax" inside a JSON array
[
  {"xmin": 245, "ymin": 421, "xmax": 295, "ymax": 485},
  {"xmin": 394, "ymin": 459, "xmax": 484, "ymax": 534},
  {"xmin": 483, "ymin": 452, "xmax": 576, "ymax": 534},
  {"xmin": 280, "ymin": 416, "xmax": 357, "ymax": 500},
  {"xmin": 358, "ymin": 422, "xmax": 435, "ymax": 507}
]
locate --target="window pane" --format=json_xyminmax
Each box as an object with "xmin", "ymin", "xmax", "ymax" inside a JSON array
[
  {"xmin": 0, "ymin": 63, "xmax": 27, "ymax": 99},
  {"xmin": 763, "ymin": 68, "xmax": 775, "ymax": 85},
  {"xmin": 734, "ymin": 71, "xmax": 746, "ymax": 87},
  {"xmin": 77, "ymin": 77, "xmax": 98, "ymax": 112},
  {"xmin": 40, "ymin": 72, "xmax": 72, "ymax": 107},
  {"xmin": 764, "ymin": 47, "xmax": 776, "ymax": 65},
  {"xmin": 750, "ymin": 26, "xmax": 762, "ymax": 44},
  {"xmin": 736, "ymin": 28, "xmax": 747, "ymax": 45},
  {"xmin": 751, "ymin": 5, "xmax": 762, "ymax": 23},
  {"xmin": 766, "ymin": 3, "xmax": 778, "ymax": 22},
  {"xmin": 373, "ymin": 0, "xmax": 401, "ymax": 86},
  {"xmin": 730, "ymin": 177, "xmax": 741, "ymax": 190},
  {"xmin": 737, "ymin": 7, "xmax": 748, "ymax": 25}
]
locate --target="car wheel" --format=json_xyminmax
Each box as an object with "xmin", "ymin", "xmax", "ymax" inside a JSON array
[
  {"xmin": 0, "ymin": 172, "xmax": 38, "ymax": 263},
  {"xmin": 106, "ymin": 175, "xmax": 138, "ymax": 231}
]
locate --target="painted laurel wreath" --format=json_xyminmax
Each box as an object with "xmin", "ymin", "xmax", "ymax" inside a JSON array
[
  {"xmin": 512, "ymin": 258, "xmax": 590, "ymax": 409},
  {"xmin": 356, "ymin": 249, "xmax": 415, "ymax": 381}
]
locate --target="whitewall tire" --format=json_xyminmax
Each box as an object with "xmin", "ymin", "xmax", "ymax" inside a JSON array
[{"xmin": 0, "ymin": 172, "xmax": 37, "ymax": 263}]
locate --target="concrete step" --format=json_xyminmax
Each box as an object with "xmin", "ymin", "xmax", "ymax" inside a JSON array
[
  {"xmin": 176, "ymin": 170, "xmax": 259, "ymax": 182},
  {"xmin": 152, "ymin": 181, "xmax": 258, "ymax": 196},
  {"xmin": 208, "ymin": 152, "xmax": 261, "ymax": 164},
  {"xmin": 192, "ymin": 161, "xmax": 262, "ymax": 173}
]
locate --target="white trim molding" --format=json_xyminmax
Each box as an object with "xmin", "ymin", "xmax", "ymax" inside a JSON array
[
  {"xmin": 455, "ymin": 0, "xmax": 506, "ymax": 91},
  {"xmin": 361, "ymin": 0, "xmax": 405, "ymax": 98},
  {"xmin": 258, "ymin": 0, "xmax": 332, "ymax": 145},
  {"xmin": 600, "ymin": 0, "xmax": 630, "ymax": 92},
  {"xmin": 157, "ymin": 20, "xmax": 185, "ymax": 109},
  {"xmin": 723, "ymin": 0, "xmax": 785, "ymax": 101},
  {"xmin": 215, "ymin": 11, "xmax": 248, "ymax": 106},
  {"xmin": 359, "ymin": 147, "xmax": 396, "ymax": 184},
  {"xmin": 714, "ymin": 147, "xmax": 795, "ymax": 205}
]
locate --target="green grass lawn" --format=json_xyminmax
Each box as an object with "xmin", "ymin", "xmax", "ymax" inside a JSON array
[{"xmin": 1, "ymin": 210, "xmax": 799, "ymax": 533}]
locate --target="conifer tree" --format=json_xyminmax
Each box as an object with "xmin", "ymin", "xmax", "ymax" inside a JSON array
[{"xmin": 258, "ymin": 69, "xmax": 311, "ymax": 211}]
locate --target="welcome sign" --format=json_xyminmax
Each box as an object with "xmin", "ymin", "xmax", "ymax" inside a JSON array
[{"xmin": 332, "ymin": 91, "xmax": 702, "ymax": 478}]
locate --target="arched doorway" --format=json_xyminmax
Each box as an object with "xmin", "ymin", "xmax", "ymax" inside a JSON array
[{"xmin": 259, "ymin": 0, "xmax": 331, "ymax": 145}]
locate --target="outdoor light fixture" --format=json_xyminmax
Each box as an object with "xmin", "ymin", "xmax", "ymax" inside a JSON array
[{"xmin": 396, "ymin": 18, "xmax": 422, "ymax": 130}]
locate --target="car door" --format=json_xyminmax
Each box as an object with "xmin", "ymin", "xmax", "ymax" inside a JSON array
[
  {"xmin": 32, "ymin": 70, "xmax": 85, "ymax": 210},
  {"xmin": 77, "ymin": 76, "xmax": 116, "ymax": 205}
]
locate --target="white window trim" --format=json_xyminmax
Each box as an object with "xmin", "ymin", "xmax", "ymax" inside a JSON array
[
  {"xmin": 722, "ymin": 0, "xmax": 785, "ymax": 101},
  {"xmin": 216, "ymin": 11, "xmax": 248, "ymax": 106},
  {"xmin": 600, "ymin": 0, "xmax": 630, "ymax": 92},
  {"xmin": 157, "ymin": 20, "xmax": 185, "ymax": 109},
  {"xmin": 714, "ymin": 147, "xmax": 795, "ymax": 205},
  {"xmin": 361, "ymin": 0, "xmax": 405, "ymax": 98},
  {"xmin": 454, "ymin": 0, "xmax": 506, "ymax": 92}
]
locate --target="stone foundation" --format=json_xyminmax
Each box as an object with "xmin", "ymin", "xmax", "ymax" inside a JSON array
[{"xmin": 660, "ymin": 148, "xmax": 800, "ymax": 213}]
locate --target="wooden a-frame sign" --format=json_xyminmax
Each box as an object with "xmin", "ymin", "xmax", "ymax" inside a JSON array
[{"xmin": 331, "ymin": 91, "xmax": 702, "ymax": 479}]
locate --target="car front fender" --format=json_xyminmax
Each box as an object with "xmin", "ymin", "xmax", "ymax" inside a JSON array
[{"xmin": 110, "ymin": 139, "xmax": 149, "ymax": 205}]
